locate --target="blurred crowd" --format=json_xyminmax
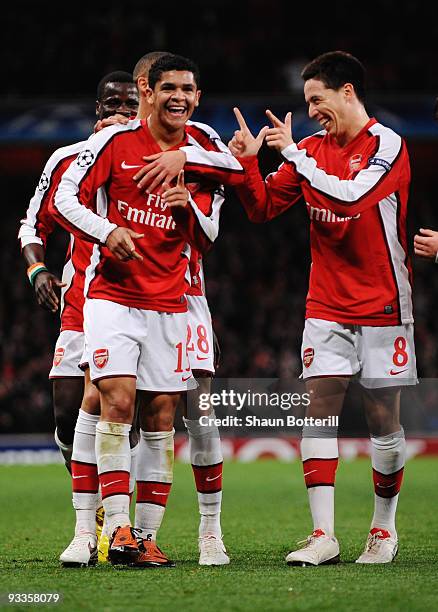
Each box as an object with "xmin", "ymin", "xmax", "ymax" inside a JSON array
[
  {"xmin": 4, "ymin": 1, "xmax": 438, "ymax": 101},
  {"xmin": 2, "ymin": 148, "xmax": 438, "ymax": 434}
]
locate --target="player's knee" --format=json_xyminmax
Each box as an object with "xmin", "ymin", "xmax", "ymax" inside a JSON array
[
  {"xmin": 154, "ymin": 410, "xmax": 174, "ymax": 431},
  {"xmin": 102, "ymin": 391, "xmax": 134, "ymax": 422},
  {"xmin": 54, "ymin": 412, "xmax": 77, "ymax": 446},
  {"xmin": 81, "ymin": 384, "xmax": 100, "ymax": 415},
  {"xmin": 53, "ymin": 378, "xmax": 84, "ymax": 442}
]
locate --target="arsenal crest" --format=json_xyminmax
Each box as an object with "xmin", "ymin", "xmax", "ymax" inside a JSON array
[
  {"xmin": 349, "ymin": 154, "xmax": 362, "ymax": 172},
  {"xmin": 303, "ymin": 347, "xmax": 314, "ymax": 368},
  {"xmin": 93, "ymin": 348, "xmax": 109, "ymax": 369},
  {"xmin": 53, "ymin": 347, "xmax": 65, "ymax": 367}
]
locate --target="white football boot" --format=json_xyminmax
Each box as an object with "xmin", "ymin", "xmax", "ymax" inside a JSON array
[
  {"xmin": 355, "ymin": 528, "xmax": 398, "ymax": 564},
  {"xmin": 60, "ymin": 533, "xmax": 98, "ymax": 567},
  {"xmin": 286, "ymin": 529, "xmax": 340, "ymax": 566},
  {"xmin": 199, "ymin": 534, "xmax": 230, "ymax": 566}
]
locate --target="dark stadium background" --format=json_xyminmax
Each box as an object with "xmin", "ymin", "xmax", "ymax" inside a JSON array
[{"xmin": 1, "ymin": 1, "xmax": 438, "ymax": 435}]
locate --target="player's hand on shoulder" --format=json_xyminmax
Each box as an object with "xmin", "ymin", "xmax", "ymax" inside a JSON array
[
  {"xmin": 106, "ymin": 227, "xmax": 144, "ymax": 262},
  {"xmin": 133, "ymin": 150, "xmax": 186, "ymax": 195},
  {"xmin": 162, "ymin": 170, "xmax": 188, "ymax": 209},
  {"xmin": 34, "ymin": 271, "xmax": 66, "ymax": 313},
  {"xmin": 414, "ymin": 228, "xmax": 438, "ymax": 260},
  {"xmin": 265, "ymin": 110, "xmax": 294, "ymax": 152},
  {"xmin": 229, "ymin": 107, "xmax": 268, "ymax": 157},
  {"xmin": 94, "ymin": 113, "xmax": 130, "ymax": 133}
]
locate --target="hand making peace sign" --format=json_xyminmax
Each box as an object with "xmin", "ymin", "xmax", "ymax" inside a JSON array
[
  {"xmin": 228, "ymin": 107, "xmax": 268, "ymax": 157},
  {"xmin": 228, "ymin": 107, "xmax": 294, "ymax": 157},
  {"xmin": 265, "ymin": 110, "xmax": 294, "ymax": 152}
]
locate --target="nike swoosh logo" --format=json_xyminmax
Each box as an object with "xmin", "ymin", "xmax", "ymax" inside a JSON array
[
  {"xmin": 102, "ymin": 479, "xmax": 123, "ymax": 487},
  {"xmin": 389, "ymin": 368, "xmax": 408, "ymax": 375},
  {"xmin": 206, "ymin": 474, "xmax": 221, "ymax": 482},
  {"xmin": 182, "ymin": 375, "xmax": 192, "ymax": 381},
  {"xmin": 197, "ymin": 356, "xmax": 209, "ymax": 361},
  {"xmin": 72, "ymin": 475, "xmax": 87, "ymax": 479},
  {"xmin": 121, "ymin": 161, "xmax": 143, "ymax": 169},
  {"xmin": 304, "ymin": 469, "xmax": 317, "ymax": 477},
  {"xmin": 377, "ymin": 482, "xmax": 394, "ymax": 488},
  {"xmin": 152, "ymin": 491, "xmax": 168, "ymax": 495}
]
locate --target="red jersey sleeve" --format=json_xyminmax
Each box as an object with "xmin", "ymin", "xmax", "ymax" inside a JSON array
[
  {"xmin": 234, "ymin": 155, "xmax": 303, "ymax": 222},
  {"xmin": 183, "ymin": 121, "xmax": 245, "ymax": 186}
]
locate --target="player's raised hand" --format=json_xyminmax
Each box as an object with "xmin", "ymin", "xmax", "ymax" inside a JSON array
[
  {"xmin": 265, "ymin": 110, "xmax": 294, "ymax": 152},
  {"xmin": 34, "ymin": 271, "xmax": 67, "ymax": 313},
  {"xmin": 94, "ymin": 113, "xmax": 130, "ymax": 133},
  {"xmin": 414, "ymin": 228, "xmax": 438, "ymax": 260},
  {"xmin": 133, "ymin": 150, "xmax": 186, "ymax": 194},
  {"xmin": 227, "ymin": 107, "xmax": 268, "ymax": 157},
  {"xmin": 106, "ymin": 227, "xmax": 144, "ymax": 261},
  {"xmin": 162, "ymin": 170, "xmax": 189, "ymax": 209}
]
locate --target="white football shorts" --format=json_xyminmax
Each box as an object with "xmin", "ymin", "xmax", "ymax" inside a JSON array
[
  {"xmin": 301, "ymin": 318, "xmax": 417, "ymax": 388},
  {"xmin": 84, "ymin": 298, "xmax": 194, "ymax": 392},
  {"xmin": 187, "ymin": 295, "xmax": 215, "ymax": 374},
  {"xmin": 49, "ymin": 330, "xmax": 85, "ymax": 378}
]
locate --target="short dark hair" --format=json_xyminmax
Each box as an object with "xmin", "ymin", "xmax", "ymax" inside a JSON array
[
  {"xmin": 148, "ymin": 54, "xmax": 200, "ymax": 90},
  {"xmin": 301, "ymin": 51, "xmax": 366, "ymax": 103},
  {"xmin": 133, "ymin": 51, "xmax": 172, "ymax": 82},
  {"xmin": 97, "ymin": 71, "xmax": 134, "ymax": 100}
]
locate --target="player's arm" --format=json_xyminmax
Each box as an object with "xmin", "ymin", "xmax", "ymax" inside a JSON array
[
  {"xmin": 19, "ymin": 156, "xmax": 69, "ymax": 312},
  {"xmin": 163, "ymin": 171, "xmax": 217, "ymax": 253},
  {"xmin": 133, "ymin": 125, "xmax": 245, "ymax": 193},
  {"xmin": 265, "ymin": 110, "xmax": 408, "ymax": 217},
  {"xmin": 22, "ymin": 243, "xmax": 66, "ymax": 313},
  {"xmin": 49, "ymin": 131, "xmax": 143, "ymax": 261}
]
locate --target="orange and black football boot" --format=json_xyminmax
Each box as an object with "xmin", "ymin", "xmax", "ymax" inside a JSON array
[
  {"xmin": 130, "ymin": 539, "xmax": 175, "ymax": 568},
  {"xmin": 108, "ymin": 525, "xmax": 140, "ymax": 566}
]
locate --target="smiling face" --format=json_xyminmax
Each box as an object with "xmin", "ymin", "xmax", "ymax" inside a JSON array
[
  {"xmin": 304, "ymin": 78, "xmax": 354, "ymax": 143},
  {"xmin": 96, "ymin": 82, "xmax": 139, "ymax": 119},
  {"xmin": 147, "ymin": 70, "xmax": 201, "ymax": 132}
]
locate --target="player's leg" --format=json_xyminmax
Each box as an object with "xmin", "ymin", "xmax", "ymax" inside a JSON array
[
  {"xmin": 184, "ymin": 374, "xmax": 229, "ymax": 566},
  {"xmin": 286, "ymin": 375, "xmax": 347, "ymax": 566},
  {"xmin": 53, "ymin": 378, "xmax": 84, "ymax": 471},
  {"xmin": 355, "ymin": 386, "xmax": 404, "ymax": 563},
  {"xmin": 96, "ymin": 375, "xmax": 138, "ymax": 565},
  {"xmin": 84, "ymin": 298, "xmax": 142, "ymax": 565},
  {"xmin": 50, "ymin": 330, "xmax": 86, "ymax": 471},
  {"xmin": 131, "ymin": 308, "xmax": 192, "ymax": 568},
  {"xmin": 133, "ymin": 391, "xmax": 177, "ymax": 567},
  {"xmin": 60, "ymin": 369, "xmax": 100, "ymax": 567},
  {"xmin": 355, "ymin": 323, "xmax": 416, "ymax": 564},
  {"xmin": 286, "ymin": 319, "xmax": 358, "ymax": 567},
  {"xmin": 184, "ymin": 296, "xmax": 228, "ymax": 565}
]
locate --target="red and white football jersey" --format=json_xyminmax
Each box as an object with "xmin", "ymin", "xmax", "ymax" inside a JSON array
[
  {"xmin": 20, "ymin": 120, "xmax": 241, "ymax": 327},
  {"xmin": 19, "ymin": 141, "xmax": 95, "ymax": 332},
  {"xmin": 237, "ymin": 118, "xmax": 412, "ymax": 326},
  {"xmin": 49, "ymin": 119, "xmax": 237, "ymax": 312}
]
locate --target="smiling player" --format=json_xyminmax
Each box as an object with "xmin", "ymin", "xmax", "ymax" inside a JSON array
[{"xmin": 229, "ymin": 50, "xmax": 416, "ymax": 566}]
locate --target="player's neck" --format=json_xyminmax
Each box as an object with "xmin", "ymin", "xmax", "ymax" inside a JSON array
[
  {"xmin": 336, "ymin": 107, "xmax": 370, "ymax": 147},
  {"xmin": 147, "ymin": 115, "xmax": 185, "ymax": 150},
  {"xmin": 136, "ymin": 100, "xmax": 152, "ymax": 121}
]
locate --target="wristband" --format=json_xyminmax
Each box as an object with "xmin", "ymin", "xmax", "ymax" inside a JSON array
[{"xmin": 27, "ymin": 262, "xmax": 48, "ymax": 286}]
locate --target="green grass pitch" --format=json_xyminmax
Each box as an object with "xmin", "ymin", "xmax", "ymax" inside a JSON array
[{"xmin": 0, "ymin": 458, "xmax": 437, "ymax": 611}]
